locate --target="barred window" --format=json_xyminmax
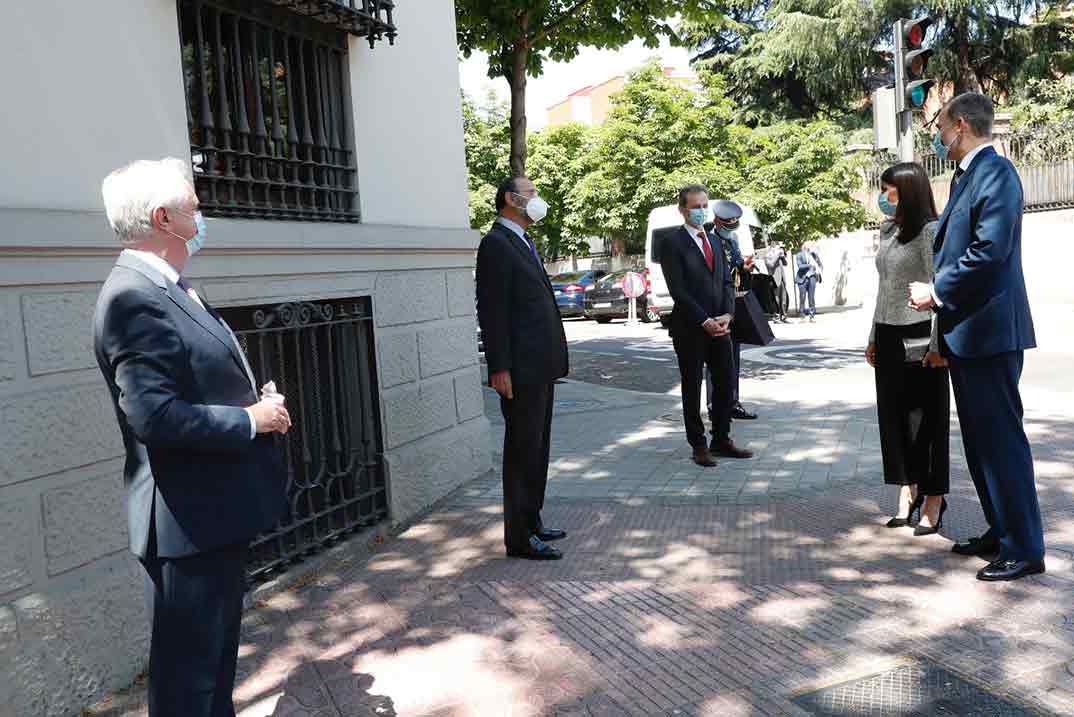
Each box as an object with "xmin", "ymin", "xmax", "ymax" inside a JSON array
[{"xmin": 179, "ymin": 0, "xmax": 372, "ymax": 222}]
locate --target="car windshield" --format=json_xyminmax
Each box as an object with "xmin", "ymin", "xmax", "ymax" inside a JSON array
[
  {"xmin": 596, "ymin": 271, "xmax": 629, "ymax": 288},
  {"xmin": 551, "ymin": 271, "xmax": 589, "ymax": 283}
]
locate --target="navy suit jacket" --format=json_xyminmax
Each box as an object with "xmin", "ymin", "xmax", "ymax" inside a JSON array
[
  {"xmin": 93, "ymin": 252, "xmax": 286, "ymax": 559},
  {"xmin": 933, "ymin": 146, "xmax": 1036, "ymax": 358},
  {"xmin": 662, "ymin": 226, "xmax": 736, "ymax": 337},
  {"xmin": 476, "ymin": 222, "xmax": 569, "ymax": 386}
]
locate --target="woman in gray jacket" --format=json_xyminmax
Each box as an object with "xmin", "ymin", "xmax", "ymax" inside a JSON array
[{"xmin": 865, "ymin": 163, "xmax": 951, "ymax": 535}]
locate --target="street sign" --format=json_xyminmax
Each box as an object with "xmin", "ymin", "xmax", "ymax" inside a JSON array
[
  {"xmin": 622, "ymin": 272, "xmax": 645, "ymax": 299},
  {"xmin": 872, "ymin": 87, "xmax": 898, "ymax": 151}
]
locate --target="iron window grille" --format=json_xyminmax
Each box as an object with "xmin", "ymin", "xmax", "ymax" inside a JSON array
[
  {"xmin": 219, "ymin": 297, "xmax": 389, "ymax": 581},
  {"xmin": 178, "ymin": 0, "xmax": 362, "ymax": 222}
]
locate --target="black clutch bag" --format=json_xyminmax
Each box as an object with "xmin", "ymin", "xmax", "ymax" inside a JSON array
[{"xmin": 902, "ymin": 336, "xmax": 931, "ymax": 363}]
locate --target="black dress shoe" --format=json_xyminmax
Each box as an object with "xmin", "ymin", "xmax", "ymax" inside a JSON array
[
  {"xmin": 507, "ymin": 535, "xmax": 563, "ymax": 560},
  {"xmin": 535, "ymin": 527, "xmax": 566, "ymax": 542},
  {"xmin": 952, "ymin": 535, "xmax": 1001, "ymax": 557},
  {"xmin": 712, "ymin": 439, "xmax": 754, "ymax": 459},
  {"xmin": 731, "ymin": 403, "xmax": 758, "ymax": 420},
  {"xmin": 977, "ymin": 558, "xmax": 1045, "ymax": 582},
  {"xmin": 692, "ymin": 445, "xmax": 718, "ymax": 467}
]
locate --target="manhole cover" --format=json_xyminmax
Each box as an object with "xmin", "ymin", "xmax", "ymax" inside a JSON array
[
  {"xmin": 792, "ymin": 661, "xmax": 1040, "ymax": 716},
  {"xmin": 741, "ymin": 344, "xmax": 863, "ymax": 369}
]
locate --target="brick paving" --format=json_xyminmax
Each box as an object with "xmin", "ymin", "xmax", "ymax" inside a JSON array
[{"xmin": 90, "ymin": 309, "xmax": 1074, "ymax": 717}]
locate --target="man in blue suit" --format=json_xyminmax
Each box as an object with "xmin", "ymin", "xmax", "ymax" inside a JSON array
[
  {"xmin": 94, "ymin": 158, "xmax": 291, "ymax": 715},
  {"xmin": 909, "ymin": 93, "xmax": 1044, "ymax": 582}
]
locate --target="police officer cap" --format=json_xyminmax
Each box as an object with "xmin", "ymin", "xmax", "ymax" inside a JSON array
[{"xmin": 711, "ymin": 200, "xmax": 742, "ymax": 228}]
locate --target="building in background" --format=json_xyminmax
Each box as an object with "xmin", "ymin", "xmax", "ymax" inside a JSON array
[
  {"xmin": 546, "ymin": 67, "xmax": 695, "ymax": 128},
  {"xmin": 0, "ymin": 1, "xmax": 489, "ymax": 714}
]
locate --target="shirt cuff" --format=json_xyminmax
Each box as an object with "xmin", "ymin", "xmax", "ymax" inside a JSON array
[
  {"xmin": 244, "ymin": 407, "xmax": 257, "ymax": 439},
  {"xmin": 930, "ymin": 287, "xmax": 944, "ymax": 308}
]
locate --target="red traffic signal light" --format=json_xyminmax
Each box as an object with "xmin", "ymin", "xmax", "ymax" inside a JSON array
[{"xmin": 904, "ymin": 17, "xmax": 932, "ymax": 48}]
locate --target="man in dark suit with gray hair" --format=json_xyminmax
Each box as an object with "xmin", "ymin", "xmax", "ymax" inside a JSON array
[
  {"xmin": 910, "ymin": 92, "xmax": 1044, "ymax": 582},
  {"xmin": 93, "ymin": 157, "xmax": 292, "ymax": 716}
]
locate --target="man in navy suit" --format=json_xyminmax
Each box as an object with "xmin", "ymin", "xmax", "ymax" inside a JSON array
[
  {"xmin": 476, "ymin": 176, "xmax": 569, "ymax": 560},
  {"xmin": 909, "ymin": 93, "xmax": 1044, "ymax": 582},
  {"xmin": 663, "ymin": 185, "xmax": 754, "ymax": 467},
  {"xmin": 93, "ymin": 158, "xmax": 291, "ymax": 715}
]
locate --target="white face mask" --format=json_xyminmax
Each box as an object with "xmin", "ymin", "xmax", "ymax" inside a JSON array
[{"xmin": 512, "ymin": 192, "xmax": 548, "ymax": 224}]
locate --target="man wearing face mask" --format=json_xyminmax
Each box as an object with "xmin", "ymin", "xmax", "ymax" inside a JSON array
[
  {"xmin": 908, "ymin": 93, "xmax": 1044, "ymax": 582},
  {"xmin": 662, "ymin": 185, "xmax": 754, "ymax": 467},
  {"xmin": 476, "ymin": 176, "xmax": 569, "ymax": 560},
  {"xmin": 93, "ymin": 158, "xmax": 290, "ymax": 716}
]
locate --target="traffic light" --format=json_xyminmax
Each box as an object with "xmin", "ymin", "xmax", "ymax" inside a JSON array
[{"xmin": 895, "ymin": 16, "xmax": 935, "ymax": 112}]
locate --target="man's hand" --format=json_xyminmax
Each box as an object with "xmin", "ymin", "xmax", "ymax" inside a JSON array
[
  {"xmin": 490, "ymin": 370, "xmax": 514, "ymax": 400},
  {"xmin": 922, "ymin": 351, "xmax": 949, "ymax": 369},
  {"xmin": 702, "ymin": 318, "xmax": 721, "ymax": 337},
  {"xmin": 908, "ymin": 282, "xmax": 936, "ymax": 311},
  {"xmin": 865, "ymin": 342, "xmax": 877, "ymax": 367},
  {"xmin": 744, "ymin": 255, "xmax": 754, "ymax": 270},
  {"xmin": 704, "ymin": 315, "xmax": 732, "ymax": 337},
  {"xmin": 248, "ymin": 396, "xmax": 291, "ymax": 434}
]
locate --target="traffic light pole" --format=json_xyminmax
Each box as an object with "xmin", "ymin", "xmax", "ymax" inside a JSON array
[{"xmin": 893, "ymin": 19, "xmax": 915, "ymax": 162}]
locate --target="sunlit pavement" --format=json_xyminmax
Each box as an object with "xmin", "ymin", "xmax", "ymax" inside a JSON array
[{"xmin": 91, "ymin": 307, "xmax": 1074, "ymax": 717}]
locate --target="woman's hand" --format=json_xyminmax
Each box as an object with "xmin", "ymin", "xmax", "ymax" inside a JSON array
[
  {"xmin": 922, "ymin": 351, "xmax": 948, "ymax": 368},
  {"xmin": 865, "ymin": 342, "xmax": 877, "ymax": 367}
]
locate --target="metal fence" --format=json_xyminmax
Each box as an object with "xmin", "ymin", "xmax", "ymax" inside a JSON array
[
  {"xmin": 865, "ymin": 121, "xmax": 1074, "ymax": 213},
  {"xmin": 219, "ymin": 297, "xmax": 389, "ymax": 582}
]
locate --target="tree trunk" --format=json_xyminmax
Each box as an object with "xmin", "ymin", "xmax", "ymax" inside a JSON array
[
  {"xmin": 507, "ymin": 39, "xmax": 529, "ymax": 176},
  {"xmin": 953, "ymin": 20, "xmax": 982, "ymax": 94}
]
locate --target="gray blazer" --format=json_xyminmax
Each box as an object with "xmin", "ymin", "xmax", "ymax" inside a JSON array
[{"xmin": 869, "ymin": 220, "xmax": 939, "ymax": 350}]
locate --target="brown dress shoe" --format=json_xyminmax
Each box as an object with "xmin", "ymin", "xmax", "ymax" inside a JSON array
[
  {"xmin": 712, "ymin": 439, "xmax": 753, "ymax": 459},
  {"xmin": 692, "ymin": 446, "xmax": 718, "ymax": 467}
]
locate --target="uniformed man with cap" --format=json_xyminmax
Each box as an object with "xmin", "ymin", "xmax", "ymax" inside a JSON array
[
  {"xmin": 661, "ymin": 184, "xmax": 754, "ymax": 467},
  {"xmin": 706, "ymin": 200, "xmax": 759, "ymax": 423}
]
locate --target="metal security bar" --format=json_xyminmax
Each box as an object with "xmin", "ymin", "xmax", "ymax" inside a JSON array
[
  {"xmin": 219, "ymin": 297, "xmax": 388, "ymax": 581},
  {"xmin": 178, "ymin": 0, "xmax": 360, "ymax": 222},
  {"xmin": 267, "ymin": 0, "xmax": 398, "ymax": 47}
]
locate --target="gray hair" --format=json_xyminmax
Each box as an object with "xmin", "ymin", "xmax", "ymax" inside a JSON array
[
  {"xmin": 678, "ymin": 183, "xmax": 708, "ymax": 208},
  {"xmin": 101, "ymin": 157, "xmax": 194, "ymax": 246},
  {"xmin": 945, "ymin": 92, "xmax": 995, "ymax": 139}
]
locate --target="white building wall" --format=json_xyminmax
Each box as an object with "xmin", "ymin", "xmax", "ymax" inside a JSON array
[{"xmin": 0, "ymin": 2, "xmax": 490, "ymax": 715}]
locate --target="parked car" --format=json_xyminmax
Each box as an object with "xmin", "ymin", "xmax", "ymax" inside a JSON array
[
  {"xmin": 583, "ymin": 270, "xmax": 656, "ymax": 323},
  {"xmin": 550, "ymin": 270, "xmax": 607, "ymax": 318},
  {"xmin": 644, "ymin": 201, "xmax": 765, "ymax": 324}
]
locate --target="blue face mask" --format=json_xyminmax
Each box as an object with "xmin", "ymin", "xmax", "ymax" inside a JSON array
[
  {"xmin": 932, "ymin": 126, "xmax": 958, "ymax": 163},
  {"xmin": 716, "ymin": 224, "xmax": 737, "ymax": 240},
  {"xmin": 878, "ymin": 193, "xmax": 898, "ymax": 217},
  {"xmin": 687, "ymin": 207, "xmax": 708, "ymax": 228},
  {"xmin": 186, "ymin": 212, "xmax": 207, "ymax": 256}
]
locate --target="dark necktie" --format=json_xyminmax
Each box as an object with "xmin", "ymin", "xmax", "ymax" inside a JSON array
[
  {"xmin": 697, "ymin": 232, "xmax": 714, "ymax": 272},
  {"xmin": 952, "ymin": 166, "xmax": 965, "ymax": 186},
  {"xmin": 522, "ymin": 233, "xmax": 542, "ymax": 267}
]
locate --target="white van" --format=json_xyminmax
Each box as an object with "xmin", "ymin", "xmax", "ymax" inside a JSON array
[{"xmin": 644, "ymin": 201, "xmax": 765, "ymax": 322}]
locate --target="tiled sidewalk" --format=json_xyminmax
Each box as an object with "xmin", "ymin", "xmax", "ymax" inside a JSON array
[{"xmin": 91, "ymin": 327, "xmax": 1074, "ymax": 716}]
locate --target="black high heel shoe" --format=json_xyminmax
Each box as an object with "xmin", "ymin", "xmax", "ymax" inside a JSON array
[
  {"xmin": 885, "ymin": 493, "xmax": 923, "ymax": 528},
  {"xmin": 914, "ymin": 497, "xmax": 948, "ymax": 536}
]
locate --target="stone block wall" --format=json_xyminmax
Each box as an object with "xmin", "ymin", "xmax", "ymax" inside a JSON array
[{"xmin": 0, "ymin": 253, "xmax": 490, "ymax": 716}]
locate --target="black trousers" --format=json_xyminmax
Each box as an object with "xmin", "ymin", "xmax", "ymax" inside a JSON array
[
  {"xmin": 674, "ymin": 331, "xmax": 734, "ymax": 448},
  {"xmin": 873, "ymin": 322, "xmax": 950, "ymax": 495},
  {"xmin": 141, "ymin": 542, "xmax": 248, "ymax": 717},
  {"xmin": 950, "ymin": 351, "xmax": 1045, "ymax": 562},
  {"xmin": 500, "ymin": 382, "xmax": 554, "ymax": 551},
  {"xmin": 704, "ymin": 340, "xmax": 742, "ymax": 414}
]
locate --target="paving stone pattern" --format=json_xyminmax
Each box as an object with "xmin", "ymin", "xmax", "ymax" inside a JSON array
[{"xmin": 88, "ymin": 320, "xmax": 1074, "ymax": 717}]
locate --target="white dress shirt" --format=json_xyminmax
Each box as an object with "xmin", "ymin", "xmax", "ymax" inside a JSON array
[
  {"xmin": 121, "ymin": 249, "xmax": 257, "ymax": 438},
  {"xmin": 685, "ymin": 223, "xmax": 711, "ymax": 259}
]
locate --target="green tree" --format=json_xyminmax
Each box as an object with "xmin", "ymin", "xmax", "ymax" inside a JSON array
[
  {"xmin": 736, "ymin": 121, "xmax": 868, "ymax": 250},
  {"xmin": 527, "ymin": 122, "xmax": 598, "ymax": 258},
  {"xmin": 455, "ymin": 0, "xmax": 713, "ymax": 174},
  {"xmin": 461, "ymin": 91, "xmax": 511, "ymax": 232},
  {"xmin": 566, "ymin": 62, "xmax": 743, "ymax": 253},
  {"xmin": 680, "ymin": 1, "xmax": 1074, "ymax": 124}
]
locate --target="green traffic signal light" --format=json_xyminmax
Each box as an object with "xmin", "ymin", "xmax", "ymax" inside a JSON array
[{"xmin": 906, "ymin": 80, "xmax": 935, "ymax": 109}]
